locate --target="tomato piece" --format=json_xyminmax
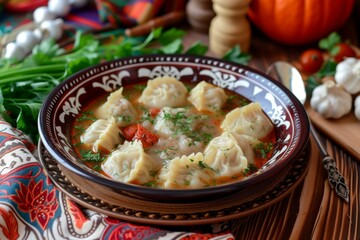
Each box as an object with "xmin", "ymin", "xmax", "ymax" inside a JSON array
[
  {"xmin": 134, "ymin": 124, "xmax": 159, "ymax": 148},
  {"xmin": 332, "ymin": 43, "xmax": 357, "ymax": 63},
  {"xmin": 299, "ymin": 49, "xmax": 324, "ymax": 73},
  {"xmin": 149, "ymin": 108, "xmax": 161, "ymax": 117},
  {"xmin": 121, "ymin": 124, "xmax": 138, "ymax": 141}
]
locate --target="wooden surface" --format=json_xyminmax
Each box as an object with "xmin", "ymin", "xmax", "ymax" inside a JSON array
[{"xmin": 183, "ymin": 6, "xmax": 360, "ymax": 239}]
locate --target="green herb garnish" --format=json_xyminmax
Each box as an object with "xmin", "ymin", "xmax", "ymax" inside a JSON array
[
  {"xmin": 253, "ymin": 142, "xmax": 274, "ymax": 159},
  {"xmin": 242, "ymin": 163, "xmax": 258, "ymax": 177},
  {"xmin": 80, "ymin": 149, "xmax": 105, "ymax": 162},
  {"xmin": 198, "ymin": 160, "xmax": 220, "ymax": 175}
]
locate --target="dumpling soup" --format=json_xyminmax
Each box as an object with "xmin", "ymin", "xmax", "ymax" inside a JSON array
[{"xmin": 71, "ymin": 76, "xmax": 276, "ymax": 189}]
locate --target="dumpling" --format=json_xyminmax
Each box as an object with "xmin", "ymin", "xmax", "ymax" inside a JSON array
[
  {"xmin": 158, "ymin": 152, "xmax": 214, "ymax": 189},
  {"xmin": 204, "ymin": 131, "xmax": 248, "ymax": 177},
  {"xmin": 231, "ymin": 132, "xmax": 259, "ymax": 165},
  {"xmin": 138, "ymin": 76, "xmax": 188, "ymax": 108},
  {"xmin": 95, "ymin": 87, "xmax": 137, "ymax": 127},
  {"xmin": 102, "ymin": 140, "xmax": 159, "ymax": 184},
  {"xmin": 153, "ymin": 107, "xmax": 195, "ymax": 137},
  {"xmin": 188, "ymin": 81, "xmax": 227, "ymax": 112},
  {"xmin": 80, "ymin": 117, "xmax": 123, "ymax": 153},
  {"xmin": 221, "ymin": 102, "xmax": 274, "ymax": 139}
]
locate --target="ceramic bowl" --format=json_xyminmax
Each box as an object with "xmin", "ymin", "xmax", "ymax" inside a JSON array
[{"xmin": 38, "ymin": 55, "xmax": 310, "ymax": 202}]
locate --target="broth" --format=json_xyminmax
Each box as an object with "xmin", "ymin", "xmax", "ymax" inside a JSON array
[{"xmin": 71, "ymin": 79, "xmax": 275, "ymax": 189}]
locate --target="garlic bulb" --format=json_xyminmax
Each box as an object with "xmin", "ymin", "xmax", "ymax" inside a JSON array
[
  {"xmin": 334, "ymin": 57, "xmax": 360, "ymax": 94},
  {"xmin": 310, "ymin": 81, "xmax": 352, "ymax": 119}
]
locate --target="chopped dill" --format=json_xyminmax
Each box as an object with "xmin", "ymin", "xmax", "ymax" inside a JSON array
[
  {"xmin": 140, "ymin": 106, "xmax": 156, "ymax": 124},
  {"xmin": 253, "ymin": 142, "xmax": 274, "ymax": 159},
  {"xmin": 117, "ymin": 115, "xmax": 133, "ymax": 123},
  {"xmin": 242, "ymin": 163, "xmax": 258, "ymax": 176},
  {"xmin": 198, "ymin": 160, "xmax": 220, "ymax": 175},
  {"xmin": 93, "ymin": 164, "xmax": 102, "ymax": 171},
  {"xmin": 80, "ymin": 149, "xmax": 105, "ymax": 162},
  {"xmin": 77, "ymin": 111, "xmax": 96, "ymax": 122}
]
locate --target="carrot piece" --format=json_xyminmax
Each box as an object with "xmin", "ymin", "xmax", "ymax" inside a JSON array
[
  {"xmin": 149, "ymin": 107, "xmax": 161, "ymax": 117},
  {"xmin": 121, "ymin": 124, "xmax": 138, "ymax": 141},
  {"xmin": 134, "ymin": 124, "xmax": 159, "ymax": 148}
]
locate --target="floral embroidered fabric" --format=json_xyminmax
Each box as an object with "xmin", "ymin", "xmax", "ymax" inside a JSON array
[{"xmin": 0, "ymin": 120, "xmax": 234, "ymax": 239}]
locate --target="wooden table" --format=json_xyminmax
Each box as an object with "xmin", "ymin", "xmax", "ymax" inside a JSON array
[{"xmin": 183, "ymin": 7, "xmax": 360, "ymax": 240}]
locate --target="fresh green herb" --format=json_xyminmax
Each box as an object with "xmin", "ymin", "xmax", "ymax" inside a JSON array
[
  {"xmin": 200, "ymin": 133, "xmax": 213, "ymax": 145},
  {"xmin": 318, "ymin": 32, "xmax": 341, "ymax": 52},
  {"xmin": 305, "ymin": 60, "xmax": 337, "ymax": 98},
  {"xmin": 162, "ymin": 110, "xmax": 212, "ymax": 144},
  {"xmin": 143, "ymin": 180, "xmax": 157, "ymax": 187},
  {"xmin": 73, "ymin": 125, "xmax": 86, "ymax": 138},
  {"xmin": 185, "ymin": 41, "xmax": 208, "ymax": 56},
  {"xmin": 0, "ymin": 27, "xmax": 250, "ymax": 143},
  {"xmin": 153, "ymin": 146, "xmax": 178, "ymax": 158},
  {"xmin": 149, "ymin": 170, "xmax": 159, "ymax": 178},
  {"xmin": 140, "ymin": 106, "xmax": 156, "ymax": 124},
  {"xmin": 242, "ymin": 163, "xmax": 258, "ymax": 177},
  {"xmin": 93, "ymin": 165, "xmax": 102, "ymax": 171},
  {"xmin": 198, "ymin": 160, "xmax": 220, "ymax": 175},
  {"xmin": 77, "ymin": 111, "xmax": 96, "ymax": 122},
  {"xmin": 80, "ymin": 149, "xmax": 105, "ymax": 162},
  {"xmin": 117, "ymin": 115, "xmax": 133, "ymax": 123},
  {"xmin": 253, "ymin": 142, "xmax": 274, "ymax": 159},
  {"xmin": 184, "ymin": 83, "xmax": 192, "ymax": 92},
  {"xmin": 183, "ymin": 179, "xmax": 191, "ymax": 186},
  {"xmin": 222, "ymin": 45, "xmax": 251, "ymax": 65}
]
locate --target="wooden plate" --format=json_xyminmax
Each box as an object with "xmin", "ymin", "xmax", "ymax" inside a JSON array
[
  {"xmin": 306, "ymin": 104, "xmax": 360, "ymax": 161},
  {"xmin": 38, "ymin": 139, "xmax": 313, "ymax": 226}
]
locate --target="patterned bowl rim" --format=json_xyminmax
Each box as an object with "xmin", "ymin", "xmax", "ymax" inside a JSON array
[{"xmin": 38, "ymin": 54, "xmax": 310, "ymax": 200}]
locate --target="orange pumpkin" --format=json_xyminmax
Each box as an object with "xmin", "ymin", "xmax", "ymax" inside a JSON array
[{"xmin": 247, "ymin": 0, "xmax": 355, "ymax": 45}]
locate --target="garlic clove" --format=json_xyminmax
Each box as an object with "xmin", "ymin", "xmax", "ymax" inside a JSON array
[
  {"xmin": 16, "ymin": 30, "xmax": 39, "ymax": 53},
  {"xmin": 40, "ymin": 18, "xmax": 64, "ymax": 40},
  {"xmin": 4, "ymin": 42, "xmax": 27, "ymax": 60},
  {"xmin": 48, "ymin": 0, "xmax": 71, "ymax": 17},
  {"xmin": 33, "ymin": 6, "xmax": 56, "ymax": 24},
  {"xmin": 33, "ymin": 28, "xmax": 43, "ymax": 42},
  {"xmin": 354, "ymin": 96, "xmax": 360, "ymax": 121}
]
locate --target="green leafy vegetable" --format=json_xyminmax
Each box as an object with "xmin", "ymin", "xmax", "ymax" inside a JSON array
[
  {"xmin": 186, "ymin": 41, "xmax": 208, "ymax": 56},
  {"xmin": 222, "ymin": 45, "xmax": 251, "ymax": 65},
  {"xmin": 0, "ymin": 27, "xmax": 251, "ymax": 142},
  {"xmin": 318, "ymin": 32, "xmax": 341, "ymax": 51}
]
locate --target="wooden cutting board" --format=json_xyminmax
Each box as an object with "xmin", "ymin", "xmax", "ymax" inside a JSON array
[{"xmin": 306, "ymin": 105, "xmax": 360, "ymax": 161}]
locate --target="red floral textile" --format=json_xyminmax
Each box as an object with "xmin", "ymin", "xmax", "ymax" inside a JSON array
[
  {"xmin": 0, "ymin": 120, "xmax": 235, "ymax": 239},
  {"xmin": 95, "ymin": 0, "xmax": 186, "ymax": 27}
]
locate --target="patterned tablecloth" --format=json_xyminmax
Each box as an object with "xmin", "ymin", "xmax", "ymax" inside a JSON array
[{"xmin": 0, "ymin": 120, "xmax": 234, "ymax": 239}]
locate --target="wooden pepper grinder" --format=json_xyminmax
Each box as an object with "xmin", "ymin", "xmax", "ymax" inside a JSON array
[
  {"xmin": 209, "ymin": 0, "xmax": 252, "ymax": 56},
  {"xmin": 186, "ymin": 0, "xmax": 215, "ymax": 33}
]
